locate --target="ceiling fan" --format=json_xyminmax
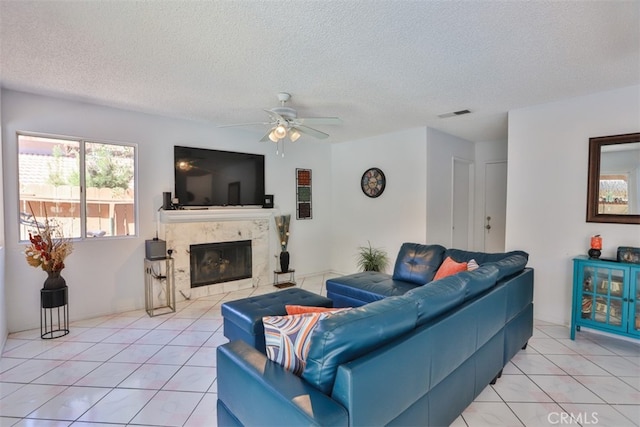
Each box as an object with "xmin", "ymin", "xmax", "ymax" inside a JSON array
[{"xmin": 220, "ymin": 92, "xmax": 342, "ymax": 144}]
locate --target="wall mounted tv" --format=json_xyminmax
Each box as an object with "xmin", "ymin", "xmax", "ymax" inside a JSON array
[{"xmin": 174, "ymin": 146, "xmax": 265, "ymax": 207}]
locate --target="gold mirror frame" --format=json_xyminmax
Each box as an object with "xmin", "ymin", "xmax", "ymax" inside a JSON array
[{"xmin": 586, "ymin": 132, "xmax": 640, "ymax": 224}]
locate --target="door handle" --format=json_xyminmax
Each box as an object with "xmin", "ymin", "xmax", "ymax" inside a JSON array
[{"xmin": 485, "ymin": 216, "xmax": 491, "ymax": 231}]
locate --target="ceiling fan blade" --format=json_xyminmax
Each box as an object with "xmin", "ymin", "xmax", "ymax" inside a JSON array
[
  {"xmin": 259, "ymin": 130, "xmax": 273, "ymax": 142},
  {"xmin": 295, "ymin": 125, "xmax": 329, "ymax": 139},
  {"xmin": 218, "ymin": 122, "xmax": 271, "ymax": 128},
  {"xmin": 295, "ymin": 117, "xmax": 342, "ymax": 126},
  {"xmin": 264, "ymin": 109, "xmax": 285, "ymax": 123}
]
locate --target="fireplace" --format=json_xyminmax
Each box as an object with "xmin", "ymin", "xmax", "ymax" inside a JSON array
[
  {"xmin": 160, "ymin": 209, "xmax": 273, "ymax": 299},
  {"xmin": 190, "ymin": 240, "xmax": 252, "ymax": 288}
]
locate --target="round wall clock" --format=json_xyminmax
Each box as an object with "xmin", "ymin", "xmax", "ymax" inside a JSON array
[{"xmin": 361, "ymin": 167, "xmax": 386, "ymax": 198}]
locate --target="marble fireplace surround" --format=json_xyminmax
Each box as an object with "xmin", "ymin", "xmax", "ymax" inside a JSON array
[{"xmin": 159, "ymin": 208, "xmax": 277, "ymax": 300}]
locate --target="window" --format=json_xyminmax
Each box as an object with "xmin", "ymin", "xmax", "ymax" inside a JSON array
[
  {"xmin": 18, "ymin": 133, "xmax": 137, "ymax": 241},
  {"xmin": 599, "ymin": 174, "xmax": 629, "ymax": 214}
]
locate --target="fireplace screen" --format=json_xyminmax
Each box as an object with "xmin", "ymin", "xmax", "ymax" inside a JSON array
[{"xmin": 190, "ymin": 240, "xmax": 252, "ymax": 288}]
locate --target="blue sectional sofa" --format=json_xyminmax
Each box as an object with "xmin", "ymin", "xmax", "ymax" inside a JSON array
[
  {"xmin": 326, "ymin": 243, "xmax": 529, "ymax": 307},
  {"xmin": 217, "ymin": 243, "xmax": 534, "ymax": 426}
]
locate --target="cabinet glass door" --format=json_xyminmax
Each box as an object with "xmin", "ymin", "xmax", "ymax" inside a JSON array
[
  {"xmin": 581, "ymin": 266, "xmax": 596, "ymax": 320},
  {"xmin": 633, "ymin": 270, "xmax": 640, "ymax": 335},
  {"xmin": 581, "ymin": 266, "xmax": 625, "ymax": 329}
]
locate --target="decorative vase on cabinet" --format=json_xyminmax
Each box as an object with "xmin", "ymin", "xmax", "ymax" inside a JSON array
[{"xmin": 571, "ymin": 256, "xmax": 639, "ymax": 340}]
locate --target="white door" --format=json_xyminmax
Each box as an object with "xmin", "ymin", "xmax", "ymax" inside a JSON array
[
  {"xmin": 452, "ymin": 158, "xmax": 474, "ymax": 249},
  {"xmin": 484, "ymin": 161, "xmax": 507, "ymax": 252}
]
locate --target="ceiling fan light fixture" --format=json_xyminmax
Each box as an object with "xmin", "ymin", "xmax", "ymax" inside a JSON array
[
  {"xmin": 274, "ymin": 124, "xmax": 287, "ymax": 139},
  {"xmin": 223, "ymin": 93, "xmax": 340, "ymax": 146},
  {"xmin": 289, "ymin": 129, "xmax": 301, "ymax": 142}
]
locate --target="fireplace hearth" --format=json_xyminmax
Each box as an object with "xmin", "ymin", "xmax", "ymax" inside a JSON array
[{"xmin": 190, "ymin": 240, "xmax": 252, "ymax": 288}]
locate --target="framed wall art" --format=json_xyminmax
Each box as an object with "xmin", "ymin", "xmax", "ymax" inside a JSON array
[{"xmin": 296, "ymin": 168, "xmax": 312, "ymax": 220}]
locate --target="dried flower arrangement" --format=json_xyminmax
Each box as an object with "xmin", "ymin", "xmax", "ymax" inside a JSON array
[
  {"xmin": 275, "ymin": 214, "xmax": 291, "ymax": 252},
  {"xmin": 25, "ymin": 209, "xmax": 73, "ymax": 274}
]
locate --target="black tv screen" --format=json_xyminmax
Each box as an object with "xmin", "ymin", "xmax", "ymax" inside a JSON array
[{"xmin": 174, "ymin": 146, "xmax": 265, "ymax": 207}]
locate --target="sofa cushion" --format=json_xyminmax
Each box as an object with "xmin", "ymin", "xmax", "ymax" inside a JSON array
[
  {"xmin": 491, "ymin": 254, "xmax": 529, "ymax": 281},
  {"xmin": 302, "ymin": 295, "xmax": 418, "ymax": 394},
  {"xmin": 445, "ymin": 249, "xmax": 528, "ymax": 265},
  {"xmin": 445, "ymin": 249, "xmax": 528, "ymax": 281},
  {"xmin": 392, "ymin": 243, "xmax": 447, "ymax": 285},
  {"xmin": 404, "ymin": 274, "xmax": 468, "ymax": 325},
  {"xmin": 457, "ymin": 264, "xmax": 500, "ymax": 300},
  {"xmin": 433, "ymin": 256, "xmax": 468, "ymax": 280},
  {"xmin": 326, "ymin": 271, "xmax": 420, "ymax": 305},
  {"xmin": 263, "ymin": 312, "xmax": 331, "ymax": 376}
]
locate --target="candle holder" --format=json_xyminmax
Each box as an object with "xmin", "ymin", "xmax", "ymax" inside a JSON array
[{"xmin": 588, "ymin": 235, "xmax": 602, "ymax": 259}]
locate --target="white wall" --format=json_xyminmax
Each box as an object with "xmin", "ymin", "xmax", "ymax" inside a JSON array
[
  {"xmin": 0, "ymin": 246, "xmax": 5, "ymax": 350},
  {"xmin": 0, "ymin": 87, "xmax": 6, "ymax": 350},
  {"xmin": 2, "ymin": 89, "xmax": 333, "ymax": 332},
  {"xmin": 426, "ymin": 127, "xmax": 475, "ymax": 247},
  {"xmin": 330, "ymin": 127, "xmax": 428, "ymax": 274},
  {"xmin": 507, "ymin": 85, "xmax": 640, "ymax": 325},
  {"xmin": 328, "ymin": 126, "xmax": 496, "ymax": 276}
]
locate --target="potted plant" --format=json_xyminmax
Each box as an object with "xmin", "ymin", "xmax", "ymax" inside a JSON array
[{"xmin": 356, "ymin": 241, "xmax": 389, "ymax": 272}]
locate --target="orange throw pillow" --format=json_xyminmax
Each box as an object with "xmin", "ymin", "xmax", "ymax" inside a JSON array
[
  {"xmin": 285, "ymin": 305, "xmax": 343, "ymax": 315},
  {"xmin": 433, "ymin": 256, "xmax": 468, "ymax": 280}
]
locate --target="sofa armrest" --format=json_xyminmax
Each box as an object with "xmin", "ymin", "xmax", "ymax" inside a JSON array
[{"xmin": 217, "ymin": 340, "xmax": 349, "ymax": 427}]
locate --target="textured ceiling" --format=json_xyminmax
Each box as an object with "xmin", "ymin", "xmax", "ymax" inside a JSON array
[{"xmin": 1, "ymin": 1, "xmax": 639, "ymax": 143}]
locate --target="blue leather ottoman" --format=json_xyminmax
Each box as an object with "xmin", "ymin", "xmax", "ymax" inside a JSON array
[{"xmin": 221, "ymin": 288, "xmax": 333, "ymax": 353}]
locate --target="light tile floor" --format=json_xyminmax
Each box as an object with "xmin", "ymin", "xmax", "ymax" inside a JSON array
[{"xmin": 1, "ymin": 274, "xmax": 639, "ymax": 426}]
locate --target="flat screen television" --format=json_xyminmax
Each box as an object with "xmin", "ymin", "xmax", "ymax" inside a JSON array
[{"xmin": 174, "ymin": 146, "xmax": 265, "ymax": 207}]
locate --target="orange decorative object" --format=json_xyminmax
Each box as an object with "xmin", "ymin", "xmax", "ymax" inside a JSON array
[{"xmin": 590, "ymin": 235, "xmax": 602, "ymax": 250}]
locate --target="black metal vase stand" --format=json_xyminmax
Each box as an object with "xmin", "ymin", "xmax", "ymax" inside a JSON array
[{"xmin": 40, "ymin": 286, "xmax": 69, "ymax": 339}]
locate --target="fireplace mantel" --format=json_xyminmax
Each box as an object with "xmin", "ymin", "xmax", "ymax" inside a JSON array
[{"xmin": 160, "ymin": 207, "xmax": 278, "ymax": 223}]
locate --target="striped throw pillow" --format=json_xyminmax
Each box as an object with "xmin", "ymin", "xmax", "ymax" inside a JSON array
[
  {"xmin": 467, "ymin": 259, "xmax": 480, "ymax": 271},
  {"xmin": 263, "ymin": 312, "xmax": 330, "ymax": 376}
]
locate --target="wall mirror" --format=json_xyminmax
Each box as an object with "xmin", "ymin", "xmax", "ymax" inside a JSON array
[{"xmin": 586, "ymin": 132, "xmax": 640, "ymax": 224}]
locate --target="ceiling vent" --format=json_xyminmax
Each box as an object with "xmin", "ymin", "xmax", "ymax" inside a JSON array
[{"xmin": 438, "ymin": 109, "xmax": 471, "ymax": 119}]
